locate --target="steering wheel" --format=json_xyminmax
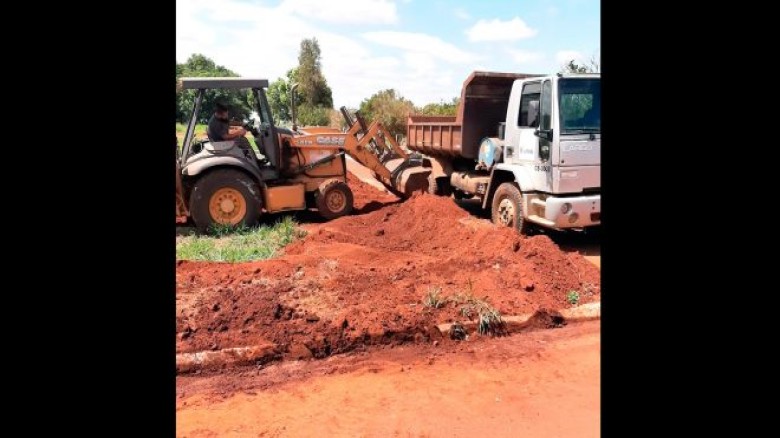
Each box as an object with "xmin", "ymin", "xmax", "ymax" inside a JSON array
[{"xmin": 242, "ymin": 118, "xmax": 260, "ymax": 137}]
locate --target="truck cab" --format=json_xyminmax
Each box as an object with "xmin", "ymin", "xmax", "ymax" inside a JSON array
[
  {"xmin": 406, "ymin": 71, "xmax": 600, "ymax": 233},
  {"xmin": 493, "ymin": 73, "xmax": 600, "ymax": 229}
]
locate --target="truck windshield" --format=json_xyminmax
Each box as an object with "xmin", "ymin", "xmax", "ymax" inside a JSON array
[{"xmin": 559, "ymin": 78, "xmax": 600, "ymax": 134}]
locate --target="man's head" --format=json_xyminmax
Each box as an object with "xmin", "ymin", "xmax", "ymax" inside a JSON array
[{"xmin": 214, "ymin": 102, "xmax": 229, "ymax": 121}]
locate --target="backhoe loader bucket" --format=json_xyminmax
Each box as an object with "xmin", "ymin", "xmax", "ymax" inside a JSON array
[{"xmin": 340, "ymin": 107, "xmax": 431, "ymax": 197}]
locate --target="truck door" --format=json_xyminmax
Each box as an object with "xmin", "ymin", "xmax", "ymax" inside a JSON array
[{"xmin": 514, "ymin": 81, "xmax": 541, "ymax": 163}]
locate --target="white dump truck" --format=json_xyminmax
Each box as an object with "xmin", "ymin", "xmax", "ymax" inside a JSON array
[{"xmin": 407, "ymin": 71, "xmax": 600, "ymax": 233}]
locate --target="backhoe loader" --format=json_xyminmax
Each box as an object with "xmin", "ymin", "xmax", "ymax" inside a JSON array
[{"xmin": 175, "ymin": 77, "xmax": 430, "ymax": 231}]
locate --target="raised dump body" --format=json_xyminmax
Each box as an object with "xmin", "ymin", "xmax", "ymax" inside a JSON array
[{"xmin": 407, "ymin": 71, "xmax": 539, "ymax": 159}]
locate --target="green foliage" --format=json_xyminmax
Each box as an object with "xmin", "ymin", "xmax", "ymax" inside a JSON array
[
  {"xmin": 297, "ymin": 38, "xmax": 333, "ymax": 108},
  {"xmin": 267, "ymin": 68, "xmax": 301, "ymax": 124},
  {"xmin": 423, "ymin": 287, "xmax": 445, "ymax": 309},
  {"xmin": 566, "ymin": 290, "xmax": 580, "ymax": 305},
  {"xmin": 297, "ymin": 104, "xmax": 330, "ymax": 126},
  {"xmin": 559, "ymin": 54, "xmax": 600, "ymax": 74},
  {"xmin": 562, "ymin": 60, "xmax": 592, "ymax": 73},
  {"xmin": 267, "ymin": 39, "xmax": 334, "ymax": 127},
  {"xmin": 176, "ymin": 54, "xmax": 253, "ymax": 123},
  {"xmin": 358, "ymin": 89, "xmax": 415, "ymax": 139},
  {"xmin": 418, "ymin": 98, "xmax": 459, "ymax": 116},
  {"xmin": 176, "ymin": 216, "xmax": 306, "ymax": 262},
  {"xmin": 449, "ymin": 280, "xmax": 505, "ymax": 336}
]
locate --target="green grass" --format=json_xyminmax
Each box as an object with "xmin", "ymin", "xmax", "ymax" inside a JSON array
[
  {"xmin": 566, "ymin": 290, "xmax": 580, "ymax": 305},
  {"xmin": 422, "ymin": 286, "xmax": 445, "ymax": 309},
  {"xmin": 176, "ymin": 216, "xmax": 306, "ymax": 262},
  {"xmin": 449, "ymin": 279, "xmax": 505, "ymax": 336}
]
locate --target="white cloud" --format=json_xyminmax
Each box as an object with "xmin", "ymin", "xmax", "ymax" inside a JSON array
[
  {"xmin": 176, "ymin": 0, "xmax": 464, "ymax": 107},
  {"xmin": 279, "ymin": 0, "xmax": 398, "ymax": 24},
  {"xmin": 454, "ymin": 7, "xmax": 470, "ymax": 20},
  {"xmin": 555, "ymin": 50, "xmax": 585, "ymax": 65},
  {"xmin": 362, "ymin": 31, "xmax": 479, "ymax": 63},
  {"xmin": 506, "ymin": 49, "xmax": 543, "ymax": 64},
  {"xmin": 465, "ymin": 17, "xmax": 537, "ymax": 42}
]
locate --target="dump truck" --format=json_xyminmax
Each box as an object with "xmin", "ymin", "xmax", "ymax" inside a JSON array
[
  {"xmin": 176, "ymin": 77, "xmax": 429, "ymax": 231},
  {"xmin": 407, "ymin": 71, "xmax": 600, "ymax": 233}
]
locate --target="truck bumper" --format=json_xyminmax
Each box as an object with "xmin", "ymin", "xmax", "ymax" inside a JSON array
[{"xmin": 525, "ymin": 194, "xmax": 601, "ymax": 228}]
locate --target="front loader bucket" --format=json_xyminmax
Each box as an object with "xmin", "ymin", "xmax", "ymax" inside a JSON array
[{"xmin": 384, "ymin": 157, "xmax": 431, "ymax": 197}]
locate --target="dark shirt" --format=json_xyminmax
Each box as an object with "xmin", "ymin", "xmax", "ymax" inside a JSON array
[{"xmin": 207, "ymin": 114, "xmax": 229, "ymax": 141}]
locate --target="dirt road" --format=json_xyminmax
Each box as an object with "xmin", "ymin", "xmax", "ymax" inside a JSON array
[{"xmin": 177, "ymin": 320, "xmax": 600, "ymax": 437}]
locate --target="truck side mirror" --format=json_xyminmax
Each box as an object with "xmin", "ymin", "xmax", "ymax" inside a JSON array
[
  {"xmin": 534, "ymin": 129, "xmax": 553, "ymax": 142},
  {"xmin": 528, "ymin": 100, "xmax": 540, "ymax": 128}
]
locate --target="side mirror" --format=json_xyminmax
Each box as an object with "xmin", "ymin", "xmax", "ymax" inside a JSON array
[{"xmin": 534, "ymin": 128, "xmax": 553, "ymax": 141}]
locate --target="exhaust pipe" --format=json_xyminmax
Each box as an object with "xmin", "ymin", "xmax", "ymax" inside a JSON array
[{"xmin": 291, "ymin": 83, "xmax": 299, "ymax": 132}]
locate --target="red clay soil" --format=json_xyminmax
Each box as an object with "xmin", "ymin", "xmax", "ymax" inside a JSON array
[
  {"xmin": 176, "ymin": 180, "xmax": 600, "ymax": 365},
  {"xmin": 346, "ymin": 174, "xmax": 399, "ymax": 212}
]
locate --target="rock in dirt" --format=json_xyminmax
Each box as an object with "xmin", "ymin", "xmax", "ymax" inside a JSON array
[
  {"xmin": 450, "ymin": 323, "xmax": 467, "ymax": 341},
  {"xmin": 286, "ymin": 343, "xmax": 313, "ymax": 360}
]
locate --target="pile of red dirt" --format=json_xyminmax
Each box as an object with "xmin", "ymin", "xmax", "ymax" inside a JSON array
[
  {"xmin": 346, "ymin": 175, "xmax": 398, "ymax": 212},
  {"xmin": 176, "ymin": 184, "xmax": 600, "ymax": 365}
]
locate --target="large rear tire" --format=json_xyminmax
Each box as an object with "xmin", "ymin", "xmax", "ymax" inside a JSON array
[
  {"xmin": 316, "ymin": 179, "xmax": 354, "ymax": 220},
  {"xmin": 190, "ymin": 169, "xmax": 262, "ymax": 233},
  {"xmin": 491, "ymin": 182, "xmax": 529, "ymax": 234}
]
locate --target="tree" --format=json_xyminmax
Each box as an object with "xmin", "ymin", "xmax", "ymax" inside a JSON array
[
  {"xmin": 296, "ymin": 38, "xmax": 333, "ymax": 108},
  {"xmin": 560, "ymin": 53, "xmax": 600, "ymax": 74},
  {"xmin": 359, "ymin": 89, "xmax": 415, "ymax": 139},
  {"xmin": 418, "ymin": 97, "xmax": 459, "ymax": 116},
  {"xmin": 267, "ymin": 68, "xmax": 300, "ymax": 124},
  {"xmin": 328, "ymin": 108, "xmax": 351, "ymax": 131},
  {"xmin": 176, "ymin": 54, "xmax": 253, "ymax": 123},
  {"xmin": 266, "ymin": 38, "xmax": 335, "ymax": 127}
]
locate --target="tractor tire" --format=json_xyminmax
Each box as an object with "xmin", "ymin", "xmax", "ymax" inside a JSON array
[
  {"xmin": 190, "ymin": 169, "xmax": 262, "ymax": 233},
  {"xmin": 427, "ymin": 174, "xmax": 452, "ymax": 196},
  {"xmin": 491, "ymin": 182, "xmax": 529, "ymax": 234},
  {"xmin": 316, "ymin": 179, "xmax": 354, "ymax": 220}
]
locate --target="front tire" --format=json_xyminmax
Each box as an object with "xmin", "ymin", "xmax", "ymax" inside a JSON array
[
  {"xmin": 190, "ymin": 169, "xmax": 262, "ymax": 233},
  {"xmin": 316, "ymin": 179, "xmax": 354, "ymax": 220},
  {"xmin": 491, "ymin": 182, "xmax": 528, "ymax": 234}
]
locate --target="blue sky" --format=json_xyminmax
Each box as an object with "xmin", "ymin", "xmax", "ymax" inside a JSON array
[{"xmin": 177, "ymin": 0, "xmax": 600, "ymax": 108}]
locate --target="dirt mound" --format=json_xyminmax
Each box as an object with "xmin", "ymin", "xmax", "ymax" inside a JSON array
[
  {"xmin": 346, "ymin": 175, "xmax": 398, "ymax": 213},
  {"xmin": 177, "ymin": 188, "xmax": 600, "ymax": 365}
]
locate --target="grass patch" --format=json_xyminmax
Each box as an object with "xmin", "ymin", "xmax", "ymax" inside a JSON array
[
  {"xmin": 422, "ymin": 286, "xmax": 445, "ymax": 309},
  {"xmin": 450, "ymin": 279, "xmax": 505, "ymax": 336},
  {"xmin": 566, "ymin": 290, "xmax": 580, "ymax": 305},
  {"xmin": 176, "ymin": 216, "xmax": 306, "ymax": 262}
]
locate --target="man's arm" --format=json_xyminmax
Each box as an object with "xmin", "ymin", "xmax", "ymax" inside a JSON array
[{"xmin": 223, "ymin": 126, "xmax": 247, "ymax": 140}]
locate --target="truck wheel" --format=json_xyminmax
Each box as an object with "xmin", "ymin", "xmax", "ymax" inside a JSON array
[
  {"xmin": 491, "ymin": 183, "xmax": 528, "ymax": 234},
  {"xmin": 316, "ymin": 179, "xmax": 354, "ymax": 220},
  {"xmin": 427, "ymin": 174, "xmax": 452, "ymax": 196},
  {"xmin": 190, "ymin": 169, "xmax": 262, "ymax": 233}
]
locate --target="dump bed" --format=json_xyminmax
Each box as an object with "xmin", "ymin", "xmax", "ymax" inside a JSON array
[{"xmin": 407, "ymin": 71, "xmax": 539, "ymax": 160}]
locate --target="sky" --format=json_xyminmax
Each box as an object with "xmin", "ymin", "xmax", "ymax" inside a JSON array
[{"xmin": 176, "ymin": 0, "xmax": 600, "ymax": 108}]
